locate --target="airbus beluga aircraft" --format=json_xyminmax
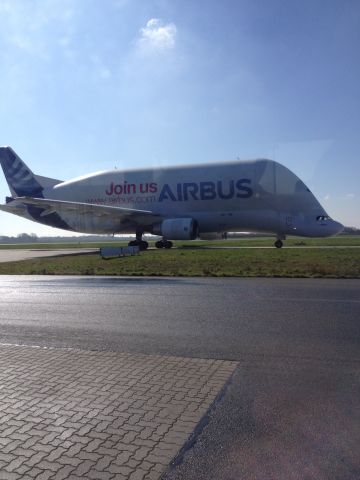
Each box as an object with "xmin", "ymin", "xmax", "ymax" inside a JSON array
[{"xmin": 0, "ymin": 146, "xmax": 343, "ymax": 249}]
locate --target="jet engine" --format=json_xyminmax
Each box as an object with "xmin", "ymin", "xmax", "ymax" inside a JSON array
[{"xmin": 153, "ymin": 218, "xmax": 198, "ymax": 240}]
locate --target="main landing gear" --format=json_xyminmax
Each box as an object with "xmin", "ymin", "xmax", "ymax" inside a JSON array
[
  {"xmin": 128, "ymin": 239, "xmax": 148, "ymax": 250},
  {"xmin": 274, "ymin": 235, "xmax": 285, "ymax": 249},
  {"xmin": 155, "ymin": 239, "xmax": 173, "ymax": 249},
  {"xmin": 128, "ymin": 230, "xmax": 149, "ymax": 251}
]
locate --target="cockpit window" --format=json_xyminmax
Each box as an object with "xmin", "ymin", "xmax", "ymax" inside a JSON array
[{"xmin": 317, "ymin": 215, "xmax": 331, "ymax": 221}]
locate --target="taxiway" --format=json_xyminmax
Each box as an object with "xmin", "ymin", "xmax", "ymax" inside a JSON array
[{"xmin": 0, "ymin": 276, "xmax": 359, "ymax": 479}]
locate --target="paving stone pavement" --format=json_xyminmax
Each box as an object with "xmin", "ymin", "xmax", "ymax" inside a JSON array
[{"xmin": 0, "ymin": 344, "xmax": 237, "ymax": 480}]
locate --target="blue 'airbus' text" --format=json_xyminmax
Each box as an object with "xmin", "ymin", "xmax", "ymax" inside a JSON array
[{"xmin": 158, "ymin": 179, "xmax": 253, "ymax": 202}]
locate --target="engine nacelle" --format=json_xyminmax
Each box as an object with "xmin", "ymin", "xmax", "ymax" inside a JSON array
[{"xmin": 153, "ymin": 218, "xmax": 198, "ymax": 240}]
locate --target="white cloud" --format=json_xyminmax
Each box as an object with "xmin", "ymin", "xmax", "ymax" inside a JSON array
[
  {"xmin": 137, "ymin": 18, "xmax": 177, "ymax": 53},
  {"xmin": 345, "ymin": 193, "xmax": 355, "ymax": 199}
]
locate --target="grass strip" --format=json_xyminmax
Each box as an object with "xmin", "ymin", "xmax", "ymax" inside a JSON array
[
  {"xmin": 0, "ymin": 247, "xmax": 359, "ymax": 278},
  {"xmin": 0, "ymin": 235, "xmax": 360, "ymax": 250}
]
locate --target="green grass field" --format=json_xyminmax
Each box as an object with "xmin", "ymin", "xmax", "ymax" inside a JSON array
[
  {"xmin": 1, "ymin": 235, "xmax": 360, "ymax": 249},
  {"xmin": 0, "ymin": 236, "xmax": 359, "ymax": 277}
]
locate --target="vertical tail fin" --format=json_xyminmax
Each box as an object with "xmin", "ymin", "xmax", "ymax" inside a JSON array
[{"xmin": 0, "ymin": 146, "xmax": 44, "ymax": 198}]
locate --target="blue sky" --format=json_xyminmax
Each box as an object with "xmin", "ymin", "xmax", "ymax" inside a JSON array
[{"xmin": 0, "ymin": 0, "xmax": 359, "ymax": 235}]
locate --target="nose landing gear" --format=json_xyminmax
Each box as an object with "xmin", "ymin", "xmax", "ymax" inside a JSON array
[{"xmin": 274, "ymin": 235, "xmax": 285, "ymax": 249}]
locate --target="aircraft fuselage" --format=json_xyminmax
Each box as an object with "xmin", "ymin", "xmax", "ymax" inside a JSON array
[{"xmin": 0, "ymin": 147, "xmax": 344, "ymax": 243}]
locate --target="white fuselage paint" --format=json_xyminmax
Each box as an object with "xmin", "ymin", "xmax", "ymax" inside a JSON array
[{"xmin": 30, "ymin": 159, "xmax": 342, "ymax": 238}]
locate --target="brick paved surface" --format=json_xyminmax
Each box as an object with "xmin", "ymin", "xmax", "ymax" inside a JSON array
[{"xmin": 0, "ymin": 345, "xmax": 237, "ymax": 479}]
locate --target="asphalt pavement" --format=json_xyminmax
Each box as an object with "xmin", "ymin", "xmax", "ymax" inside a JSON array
[
  {"xmin": 0, "ymin": 276, "xmax": 359, "ymax": 361},
  {"xmin": 0, "ymin": 276, "xmax": 359, "ymax": 479},
  {"xmin": 0, "ymin": 248, "xmax": 97, "ymax": 262}
]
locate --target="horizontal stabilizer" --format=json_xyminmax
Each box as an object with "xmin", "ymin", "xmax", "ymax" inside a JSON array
[{"xmin": 34, "ymin": 174, "xmax": 62, "ymax": 189}]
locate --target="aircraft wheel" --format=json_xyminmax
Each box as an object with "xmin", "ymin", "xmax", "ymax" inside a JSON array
[
  {"xmin": 128, "ymin": 240, "xmax": 148, "ymax": 250},
  {"xmin": 164, "ymin": 240, "xmax": 173, "ymax": 249},
  {"xmin": 155, "ymin": 240, "xmax": 164, "ymax": 249},
  {"xmin": 274, "ymin": 239, "xmax": 283, "ymax": 249},
  {"xmin": 139, "ymin": 240, "xmax": 149, "ymax": 251}
]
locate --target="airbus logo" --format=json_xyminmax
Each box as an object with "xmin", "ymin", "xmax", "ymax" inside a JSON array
[{"xmin": 158, "ymin": 179, "xmax": 253, "ymax": 202}]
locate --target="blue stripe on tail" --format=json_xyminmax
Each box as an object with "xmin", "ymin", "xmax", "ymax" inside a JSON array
[
  {"xmin": 0, "ymin": 146, "xmax": 72, "ymax": 230},
  {"xmin": 0, "ymin": 147, "xmax": 44, "ymax": 197}
]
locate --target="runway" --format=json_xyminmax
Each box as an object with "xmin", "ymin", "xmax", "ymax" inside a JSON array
[
  {"xmin": 0, "ymin": 276, "xmax": 359, "ymax": 360},
  {"xmin": 0, "ymin": 276, "xmax": 359, "ymax": 479}
]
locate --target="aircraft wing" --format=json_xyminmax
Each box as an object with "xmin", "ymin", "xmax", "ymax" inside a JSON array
[{"xmin": 7, "ymin": 196, "xmax": 162, "ymax": 225}]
